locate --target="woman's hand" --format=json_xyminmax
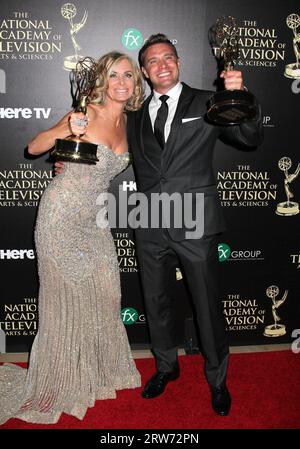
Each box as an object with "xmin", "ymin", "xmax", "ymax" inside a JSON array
[{"xmin": 69, "ymin": 112, "xmax": 88, "ymax": 137}]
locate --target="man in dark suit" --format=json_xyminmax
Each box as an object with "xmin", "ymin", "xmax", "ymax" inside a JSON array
[{"xmin": 127, "ymin": 33, "xmax": 263, "ymax": 416}]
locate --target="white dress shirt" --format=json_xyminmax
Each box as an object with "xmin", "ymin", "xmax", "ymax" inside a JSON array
[{"xmin": 148, "ymin": 82, "xmax": 183, "ymax": 143}]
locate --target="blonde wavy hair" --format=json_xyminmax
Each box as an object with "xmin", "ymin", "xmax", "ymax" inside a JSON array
[{"xmin": 89, "ymin": 52, "xmax": 144, "ymax": 111}]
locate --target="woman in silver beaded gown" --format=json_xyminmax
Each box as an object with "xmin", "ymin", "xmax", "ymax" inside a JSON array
[{"xmin": 0, "ymin": 52, "xmax": 144, "ymax": 425}]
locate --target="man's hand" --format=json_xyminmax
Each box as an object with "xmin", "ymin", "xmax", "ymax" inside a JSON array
[
  {"xmin": 220, "ymin": 70, "xmax": 244, "ymax": 91},
  {"xmin": 69, "ymin": 112, "xmax": 88, "ymax": 136},
  {"xmin": 54, "ymin": 161, "xmax": 64, "ymax": 175}
]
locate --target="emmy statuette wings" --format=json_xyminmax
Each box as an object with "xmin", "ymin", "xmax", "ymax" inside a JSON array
[
  {"xmin": 207, "ymin": 16, "xmax": 258, "ymax": 125},
  {"xmin": 52, "ymin": 57, "xmax": 99, "ymax": 164}
]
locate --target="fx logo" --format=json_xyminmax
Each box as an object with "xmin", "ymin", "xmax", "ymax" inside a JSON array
[
  {"xmin": 121, "ymin": 28, "xmax": 143, "ymax": 50},
  {"xmin": 218, "ymin": 243, "xmax": 231, "ymax": 262},
  {"xmin": 0, "ymin": 69, "xmax": 6, "ymax": 93},
  {"xmin": 121, "ymin": 307, "xmax": 138, "ymax": 325}
]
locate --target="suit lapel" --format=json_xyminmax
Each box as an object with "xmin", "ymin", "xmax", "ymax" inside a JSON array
[
  {"xmin": 137, "ymin": 94, "xmax": 161, "ymax": 172},
  {"xmin": 163, "ymin": 83, "xmax": 196, "ymax": 160}
]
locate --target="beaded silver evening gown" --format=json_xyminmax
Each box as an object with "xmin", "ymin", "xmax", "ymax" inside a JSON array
[{"xmin": 0, "ymin": 144, "xmax": 141, "ymax": 424}]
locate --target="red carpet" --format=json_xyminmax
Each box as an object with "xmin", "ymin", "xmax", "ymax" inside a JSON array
[{"xmin": 1, "ymin": 350, "xmax": 299, "ymax": 429}]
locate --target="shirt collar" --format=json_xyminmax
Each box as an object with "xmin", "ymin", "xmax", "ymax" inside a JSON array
[{"xmin": 152, "ymin": 82, "xmax": 182, "ymax": 104}]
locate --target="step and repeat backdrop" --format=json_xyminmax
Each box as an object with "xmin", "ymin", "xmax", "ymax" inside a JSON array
[{"xmin": 0, "ymin": 0, "xmax": 299, "ymax": 353}]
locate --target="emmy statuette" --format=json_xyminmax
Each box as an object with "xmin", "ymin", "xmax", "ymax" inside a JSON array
[
  {"xmin": 276, "ymin": 157, "xmax": 300, "ymax": 216},
  {"xmin": 284, "ymin": 13, "xmax": 300, "ymax": 79},
  {"xmin": 61, "ymin": 3, "xmax": 88, "ymax": 71},
  {"xmin": 263, "ymin": 286, "xmax": 288, "ymax": 337},
  {"xmin": 207, "ymin": 16, "xmax": 258, "ymax": 125},
  {"xmin": 52, "ymin": 57, "xmax": 99, "ymax": 164}
]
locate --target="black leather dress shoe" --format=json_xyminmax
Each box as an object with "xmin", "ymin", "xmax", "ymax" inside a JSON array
[
  {"xmin": 142, "ymin": 370, "xmax": 180, "ymax": 399},
  {"xmin": 210, "ymin": 385, "xmax": 231, "ymax": 416}
]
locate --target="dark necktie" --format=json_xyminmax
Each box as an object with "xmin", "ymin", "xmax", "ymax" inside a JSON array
[{"xmin": 154, "ymin": 95, "xmax": 169, "ymax": 149}]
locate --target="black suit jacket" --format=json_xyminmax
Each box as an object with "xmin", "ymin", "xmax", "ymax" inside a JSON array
[{"xmin": 127, "ymin": 82, "xmax": 263, "ymax": 241}]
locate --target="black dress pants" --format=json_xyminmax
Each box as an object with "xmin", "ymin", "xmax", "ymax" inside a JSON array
[{"xmin": 136, "ymin": 230, "xmax": 229, "ymax": 388}]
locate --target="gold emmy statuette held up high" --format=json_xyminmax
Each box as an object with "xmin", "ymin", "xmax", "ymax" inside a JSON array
[
  {"xmin": 207, "ymin": 16, "xmax": 258, "ymax": 125},
  {"xmin": 52, "ymin": 57, "xmax": 99, "ymax": 164}
]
